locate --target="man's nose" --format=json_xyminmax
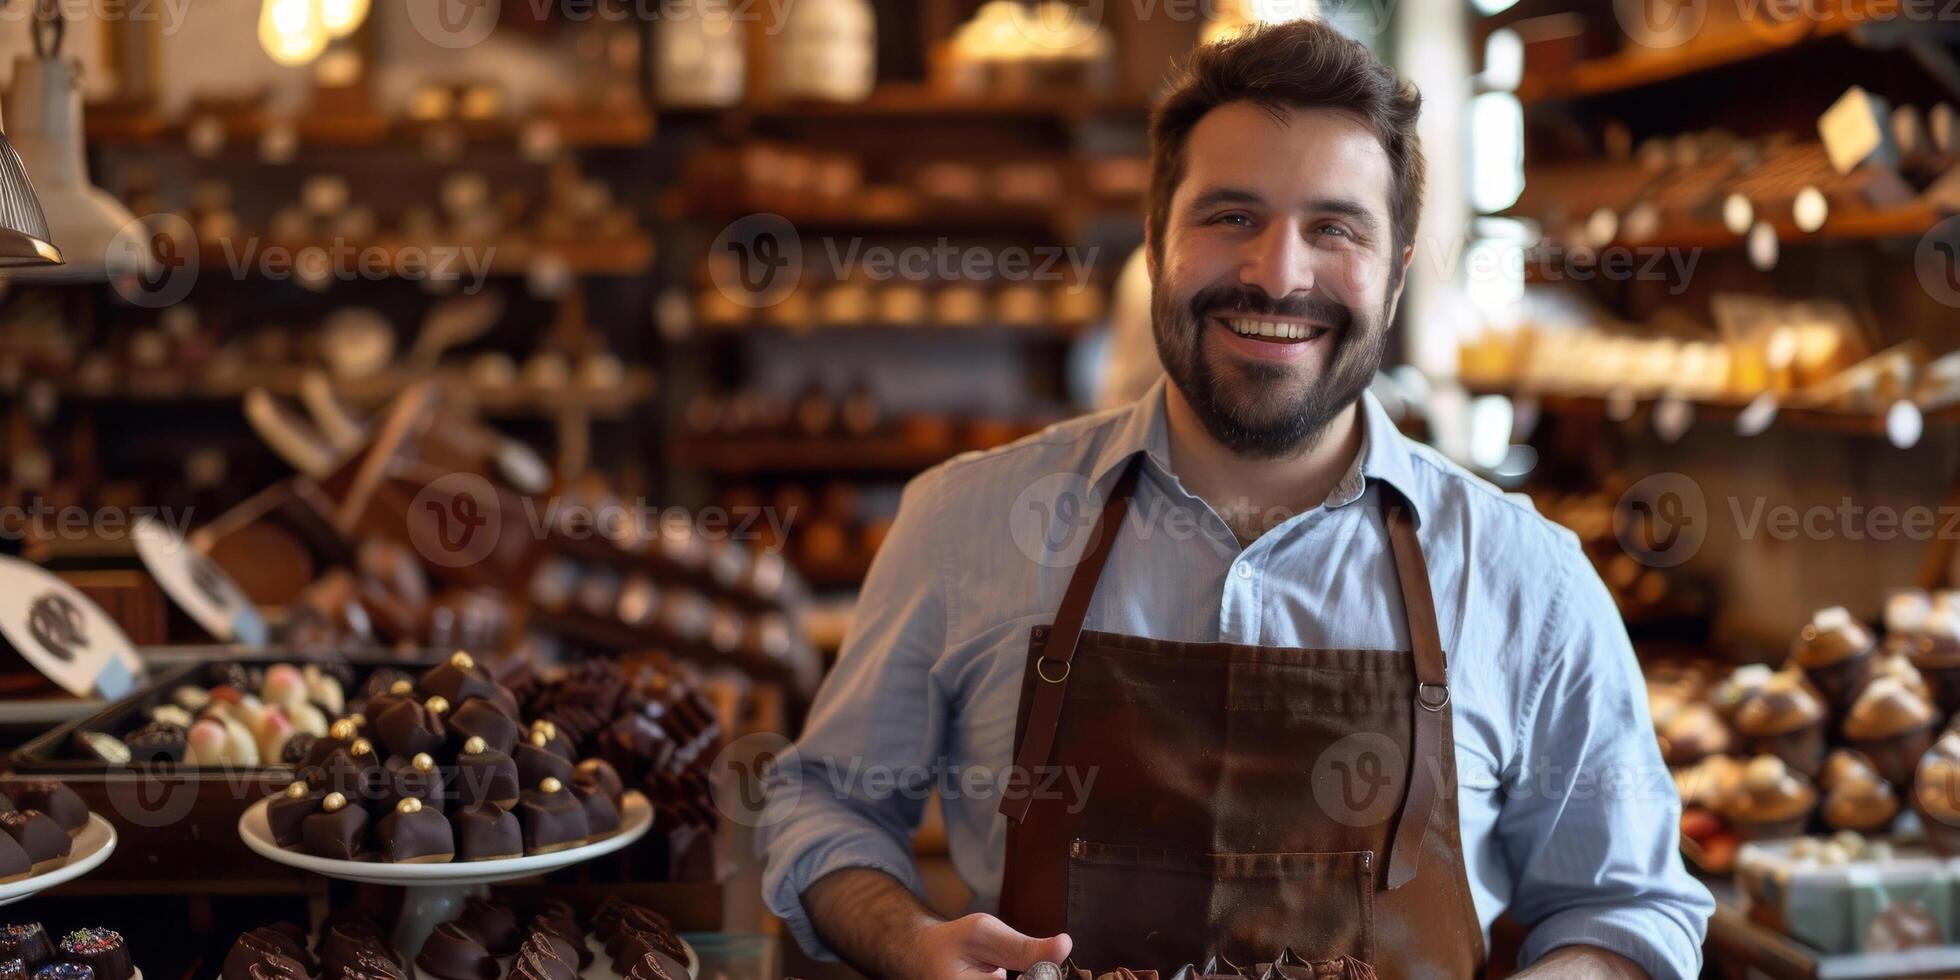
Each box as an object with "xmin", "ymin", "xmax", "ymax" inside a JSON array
[{"xmin": 1238, "ymin": 220, "xmax": 1316, "ymax": 299}]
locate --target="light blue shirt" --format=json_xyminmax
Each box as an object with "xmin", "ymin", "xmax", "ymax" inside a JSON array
[{"xmin": 759, "ymin": 379, "xmax": 1713, "ymax": 978}]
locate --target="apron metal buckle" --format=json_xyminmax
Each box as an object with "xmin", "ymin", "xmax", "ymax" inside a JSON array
[
  {"xmin": 1036, "ymin": 657, "xmax": 1071, "ymax": 684},
  {"xmin": 1417, "ymin": 681, "xmax": 1449, "ymax": 711}
]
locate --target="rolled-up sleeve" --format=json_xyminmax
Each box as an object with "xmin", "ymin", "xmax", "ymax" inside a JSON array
[
  {"xmin": 1503, "ymin": 550, "xmax": 1714, "ymax": 979},
  {"xmin": 758, "ymin": 471, "xmax": 952, "ymax": 960}
]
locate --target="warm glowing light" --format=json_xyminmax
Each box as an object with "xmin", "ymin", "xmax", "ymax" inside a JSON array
[
  {"xmin": 320, "ymin": 0, "xmax": 369, "ymax": 38},
  {"xmin": 260, "ymin": 0, "xmax": 328, "ymax": 67}
]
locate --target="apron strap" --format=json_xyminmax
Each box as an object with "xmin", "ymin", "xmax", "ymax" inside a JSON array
[
  {"xmin": 1381, "ymin": 485, "xmax": 1449, "ymax": 889},
  {"xmin": 999, "ymin": 456, "xmax": 1145, "ymax": 824}
]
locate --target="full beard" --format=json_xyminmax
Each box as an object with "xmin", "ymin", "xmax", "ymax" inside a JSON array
[{"xmin": 1151, "ymin": 280, "xmax": 1388, "ymax": 459}]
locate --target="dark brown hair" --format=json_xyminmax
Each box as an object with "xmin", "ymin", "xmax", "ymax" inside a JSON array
[{"xmin": 1147, "ymin": 20, "xmax": 1426, "ymax": 263}]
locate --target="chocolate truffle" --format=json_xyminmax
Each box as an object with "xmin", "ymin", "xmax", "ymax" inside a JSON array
[
  {"xmin": 0, "ymin": 959, "xmax": 23, "ymax": 980},
  {"xmin": 457, "ymin": 897, "xmax": 520, "ymax": 955},
  {"xmin": 301, "ymin": 792, "xmax": 369, "ymax": 861},
  {"xmin": 417, "ymin": 652, "xmax": 500, "ymax": 708},
  {"xmin": 447, "ymin": 699, "xmax": 519, "ymax": 756},
  {"xmin": 452, "ymin": 738, "xmax": 518, "ymax": 809},
  {"xmin": 609, "ymin": 931, "xmax": 687, "ymax": 977},
  {"xmin": 515, "ymin": 736, "xmax": 576, "ymax": 789},
  {"xmin": 0, "ymin": 926, "xmax": 51, "ymax": 968},
  {"xmin": 574, "ymin": 759, "xmax": 624, "ymax": 807},
  {"xmin": 529, "ymin": 928, "xmax": 585, "ymax": 972},
  {"xmin": 451, "ymin": 802, "xmax": 521, "ymax": 861},
  {"xmin": 379, "ymin": 754, "xmax": 445, "ymax": 815},
  {"xmin": 123, "ymin": 722, "xmax": 187, "ymax": 764},
  {"xmin": 518, "ymin": 778, "xmax": 590, "ymax": 854},
  {"xmin": 56, "ymin": 930, "xmax": 128, "ymax": 980},
  {"xmin": 373, "ymin": 698, "xmax": 446, "ymax": 760},
  {"xmin": 359, "ymin": 668, "xmax": 415, "ymax": 701},
  {"xmin": 222, "ymin": 927, "xmax": 312, "ymax": 980},
  {"xmin": 528, "ymin": 721, "xmax": 576, "ymax": 761},
  {"xmin": 267, "ymin": 781, "xmax": 325, "ymax": 849},
  {"xmin": 625, "ymin": 951, "xmax": 686, "ymax": 980},
  {"xmin": 413, "ymin": 922, "xmax": 495, "ymax": 980},
  {"xmin": 378, "ymin": 798, "xmax": 453, "ymax": 863},
  {"xmin": 0, "ymin": 813, "xmax": 69, "ymax": 870},
  {"xmin": 30, "ymin": 964, "xmax": 88, "ymax": 980},
  {"xmin": 571, "ymin": 779, "xmax": 621, "ymax": 837},
  {"xmin": 316, "ymin": 917, "xmax": 405, "ymax": 980},
  {"xmin": 506, "ymin": 936, "xmax": 577, "ymax": 980},
  {"xmin": 280, "ymin": 733, "xmax": 318, "ymax": 766}
]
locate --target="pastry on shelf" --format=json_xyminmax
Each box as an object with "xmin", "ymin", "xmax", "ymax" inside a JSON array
[
  {"xmin": 1821, "ymin": 764, "xmax": 1900, "ymax": 834},
  {"xmin": 1657, "ymin": 702, "xmax": 1733, "ymax": 766},
  {"xmin": 1734, "ymin": 669, "xmax": 1829, "ymax": 777},
  {"xmin": 1790, "ymin": 606, "xmax": 1877, "ymax": 715},
  {"xmin": 1842, "ymin": 675, "xmax": 1937, "ymax": 788},
  {"xmin": 1916, "ymin": 733, "xmax": 1960, "ymax": 856},
  {"xmin": 1905, "ymin": 603, "xmax": 1960, "ymax": 718},
  {"xmin": 1711, "ymin": 663, "xmax": 1775, "ymax": 725},
  {"xmin": 1720, "ymin": 755, "xmax": 1817, "ymax": 841}
]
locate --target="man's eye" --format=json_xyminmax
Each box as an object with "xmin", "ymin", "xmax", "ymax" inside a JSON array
[
  {"xmin": 1213, "ymin": 212, "xmax": 1253, "ymax": 227},
  {"xmin": 1316, "ymin": 223, "xmax": 1352, "ymax": 239}
]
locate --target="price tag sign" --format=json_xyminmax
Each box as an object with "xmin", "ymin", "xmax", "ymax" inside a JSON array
[
  {"xmin": 0, "ymin": 556, "xmax": 146, "ymax": 698},
  {"xmin": 132, "ymin": 516, "xmax": 268, "ymax": 645}
]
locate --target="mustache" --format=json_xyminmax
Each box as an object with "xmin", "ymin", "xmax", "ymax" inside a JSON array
[{"xmin": 1186, "ymin": 284, "xmax": 1355, "ymax": 332}]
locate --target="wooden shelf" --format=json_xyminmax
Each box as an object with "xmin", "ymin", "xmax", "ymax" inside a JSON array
[
  {"xmin": 684, "ymin": 85, "xmax": 1150, "ymax": 123},
  {"xmin": 84, "ymin": 108, "xmax": 654, "ymax": 149},
  {"xmin": 1464, "ymin": 385, "xmax": 1960, "ymax": 438},
  {"xmin": 38, "ymin": 367, "xmax": 657, "ymax": 420},
  {"xmin": 673, "ymin": 430, "xmax": 1042, "ymax": 476},
  {"xmin": 1516, "ymin": 16, "xmax": 1856, "ymax": 103},
  {"xmin": 696, "ymin": 320, "xmax": 1097, "ymax": 340},
  {"xmin": 194, "ymin": 235, "xmax": 654, "ymax": 278}
]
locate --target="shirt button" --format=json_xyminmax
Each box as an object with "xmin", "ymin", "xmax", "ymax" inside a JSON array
[{"xmin": 1236, "ymin": 564, "xmax": 1253, "ymax": 580}]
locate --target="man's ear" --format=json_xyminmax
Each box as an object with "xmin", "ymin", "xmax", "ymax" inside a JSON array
[
  {"xmin": 1144, "ymin": 215, "xmax": 1159, "ymax": 282},
  {"xmin": 1385, "ymin": 242, "xmax": 1416, "ymax": 322}
]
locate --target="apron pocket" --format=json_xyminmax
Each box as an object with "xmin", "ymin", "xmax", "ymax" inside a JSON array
[{"xmin": 1065, "ymin": 840, "xmax": 1374, "ymax": 969}]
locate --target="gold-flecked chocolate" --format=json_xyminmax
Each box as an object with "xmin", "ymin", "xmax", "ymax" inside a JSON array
[
  {"xmin": 463, "ymin": 736, "xmax": 488, "ymax": 755},
  {"xmin": 539, "ymin": 776, "xmax": 563, "ymax": 793},
  {"xmin": 426, "ymin": 696, "xmax": 450, "ymax": 715},
  {"xmin": 329, "ymin": 719, "xmax": 357, "ymax": 740},
  {"xmin": 350, "ymin": 738, "xmax": 373, "ymax": 757},
  {"xmin": 451, "ymin": 651, "xmax": 475, "ymax": 670},
  {"xmin": 397, "ymin": 797, "xmax": 423, "ymax": 814},
  {"xmin": 412, "ymin": 753, "xmax": 435, "ymax": 772},
  {"xmin": 323, "ymin": 791, "xmax": 348, "ymax": 812},
  {"xmin": 285, "ymin": 781, "xmax": 307, "ymax": 799}
]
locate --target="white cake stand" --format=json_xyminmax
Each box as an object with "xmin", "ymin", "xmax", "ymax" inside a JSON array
[
  {"xmin": 239, "ymin": 791, "xmax": 653, "ymax": 954},
  {"xmin": 0, "ymin": 813, "xmax": 118, "ymax": 906}
]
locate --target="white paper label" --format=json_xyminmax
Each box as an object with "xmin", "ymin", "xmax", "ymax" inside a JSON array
[
  {"xmin": 0, "ymin": 556, "xmax": 145, "ymax": 698},
  {"xmin": 132, "ymin": 515, "xmax": 267, "ymax": 645}
]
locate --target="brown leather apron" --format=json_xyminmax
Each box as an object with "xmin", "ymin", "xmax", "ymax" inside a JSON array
[{"xmin": 998, "ymin": 457, "xmax": 1486, "ymax": 976}]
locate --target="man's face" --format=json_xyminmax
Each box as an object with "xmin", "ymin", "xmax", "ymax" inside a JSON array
[{"xmin": 1151, "ymin": 102, "xmax": 1411, "ymax": 458}]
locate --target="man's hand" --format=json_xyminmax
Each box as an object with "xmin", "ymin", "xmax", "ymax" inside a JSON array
[
  {"xmin": 1512, "ymin": 946, "xmax": 1648, "ymax": 979},
  {"xmin": 804, "ymin": 868, "xmax": 1071, "ymax": 979}
]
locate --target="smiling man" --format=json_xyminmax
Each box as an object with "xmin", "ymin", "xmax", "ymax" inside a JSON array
[{"xmin": 760, "ymin": 19, "xmax": 1712, "ymax": 980}]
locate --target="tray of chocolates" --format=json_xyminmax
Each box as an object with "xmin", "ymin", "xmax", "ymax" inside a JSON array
[
  {"xmin": 218, "ymin": 893, "xmax": 697, "ymax": 979},
  {"xmin": 0, "ymin": 781, "xmax": 116, "ymax": 906},
  {"xmin": 233, "ymin": 650, "xmax": 652, "ymax": 877},
  {"xmin": 0, "ymin": 922, "xmax": 141, "ymax": 980},
  {"xmin": 8, "ymin": 651, "xmax": 453, "ymax": 774}
]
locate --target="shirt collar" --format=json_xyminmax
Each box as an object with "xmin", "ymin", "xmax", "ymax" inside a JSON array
[{"xmin": 1088, "ymin": 377, "xmax": 1425, "ymax": 523}]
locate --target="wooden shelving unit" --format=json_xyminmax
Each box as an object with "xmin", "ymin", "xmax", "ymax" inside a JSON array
[
  {"xmin": 1516, "ymin": 14, "xmax": 1858, "ymax": 102},
  {"xmin": 194, "ymin": 235, "xmax": 656, "ymax": 278},
  {"xmin": 84, "ymin": 108, "xmax": 655, "ymax": 149}
]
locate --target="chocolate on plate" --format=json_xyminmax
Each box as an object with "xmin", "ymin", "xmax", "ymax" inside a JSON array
[
  {"xmin": 379, "ymin": 754, "xmax": 444, "ymax": 815},
  {"xmin": 514, "ymin": 736, "xmax": 576, "ymax": 789},
  {"xmin": 450, "ymin": 803, "xmax": 521, "ymax": 862},
  {"xmin": 300, "ymin": 792, "xmax": 368, "ymax": 860},
  {"xmin": 28, "ymin": 963, "xmax": 88, "ymax": 980},
  {"xmin": 9, "ymin": 785, "xmax": 85, "ymax": 838},
  {"xmin": 0, "ymin": 925, "xmax": 52, "ymax": 968},
  {"xmin": 574, "ymin": 759, "xmax": 624, "ymax": 807},
  {"xmin": 378, "ymin": 798, "xmax": 453, "ymax": 864},
  {"xmin": 0, "ymin": 812, "xmax": 71, "ymax": 870},
  {"xmin": 56, "ymin": 929, "xmax": 129, "ymax": 980},
  {"xmin": 0, "ymin": 959, "xmax": 22, "ymax": 980},
  {"xmin": 446, "ymin": 700, "xmax": 518, "ymax": 756},
  {"xmin": 570, "ymin": 779, "xmax": 621, "ymax": 837},
  {"xmin": 416, "ymin": 653, "xmax": 501, "ymax": 710},
  {"xmin": 517, "ymin": 778, "xmax": 589, "ymax": 854},
  {"xmin": 528, "ymin": 721, "xmax": 576, "ymax": 761},
  {"xmin": 222, "ymin": 926, "xmax": 312, "ymax": 980},
  {"xmin": 122, "ymin": 722, "xmax": 188, "ymax": 764},
  {"xmin": 0, "ymin": 834, "xmax": 31, "ymax": 883},
  {"xmin": 624, "ymin": 951, "xmax": 687, "ymax": 980},
  {"xmin": 506, "ymin": 935, "xmax": 577, "ymax": 980},
  {"xmin": 456, "ymin": 897, "xmax": 519, "ymax": 955},
  {"xmin": 372, "ymin": 698, "xmax": 446, "ymax": 760},
  {"xmin": 268, "ymin": 780, "xmax": 326, "ymax": 849},
  {"xmin": 451, "ymin": 738, "xmax": 518, "ymax": 809}
]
